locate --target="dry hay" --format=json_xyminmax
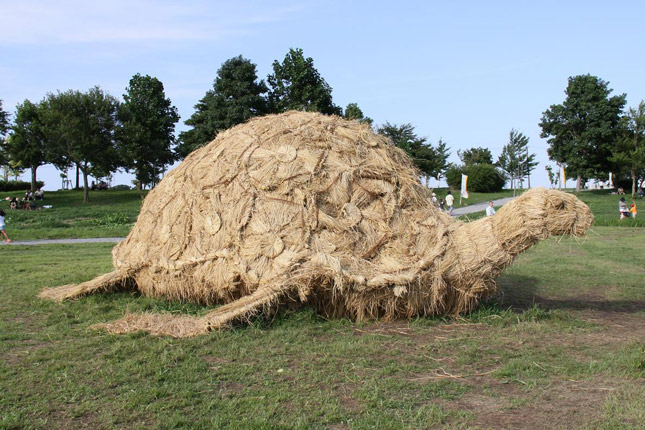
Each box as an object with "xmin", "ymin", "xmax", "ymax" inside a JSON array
[{"xmin": 40, "ymin": 111, "xmax": 594, "ymax": 337}]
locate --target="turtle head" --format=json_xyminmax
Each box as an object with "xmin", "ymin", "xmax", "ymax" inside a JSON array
[{"xmin": 540, "ymin": 189, "xmax": 594, "ymax": 237}]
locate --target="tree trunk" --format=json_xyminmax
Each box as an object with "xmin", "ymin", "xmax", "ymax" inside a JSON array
[
  {"xmin": 76, "ymin": 165, "xmax": 80, "ymax": 190},
  {"xmin": 513, "ymin": 177, "xmax": 516, "ymax": 198},
  {"xmin": 527, "ymin": 169, "xmax": 531, "ymax": 189},
  {"xmin": 81, "ymin": 165, "xmax": 90, "ymax": 203},
  {"xmin": 576, "ymin": 175, "xmax": 582, "ymax": 193},
  {"xmin": 31, "ymin": 166, "xmax": 38, "ymax": 192},
  {"xmin": 631, "ymin": 169, "xmax": 637, "ymax": 197}
]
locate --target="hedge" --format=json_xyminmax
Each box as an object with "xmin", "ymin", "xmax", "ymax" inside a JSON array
[{"xmin": 0, "ymin": 180, "xmax": 45, "ymax": 192}]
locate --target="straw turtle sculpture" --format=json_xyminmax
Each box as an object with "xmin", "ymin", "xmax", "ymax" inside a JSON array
[{"xmin": 40, "ymin": 111, "xmax": 593, "ymax": 337}]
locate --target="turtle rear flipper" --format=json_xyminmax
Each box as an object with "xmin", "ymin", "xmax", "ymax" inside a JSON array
[
  {"xmin": 92, "ymin": 281, "xmax": 292, "ymax": 338},
  {"xmin": 39, "ymin": 270, "xmax": 135, "ymax": 302}
]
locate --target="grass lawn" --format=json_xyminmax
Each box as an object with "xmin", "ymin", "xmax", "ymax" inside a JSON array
[
  {"xmin": 0, "ymin": 189, "xmax": 145, "ymax": 240},
  {"xmin": 574, "ymin": 190, "xmax": 644, "ymax": 227},
  {"xmin": 1, "ymin": 227, "xmax": 643, "ymax": 429}
]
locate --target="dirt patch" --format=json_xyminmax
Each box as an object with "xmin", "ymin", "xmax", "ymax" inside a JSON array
[
  {"xmin": 442, "ymin": 379, "xmax": 612, "ymax": 430},
  {"xmin": 2, "ymin": 340, "xmax": 51, "ymax": 366}
]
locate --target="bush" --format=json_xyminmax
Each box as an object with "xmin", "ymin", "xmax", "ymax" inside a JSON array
[
  {"xmin": 444, "ymin": 164, "xmax": 505, "ymax": 193},
  {"xmin": 466, "ymin": 164, "xmax": 506, "ymax": 193},
  {"xmin": 0, "ymin": 180, "xmax": 45, "ymax": 192},
  {"xmin": 111, "ymin": 184, "xmax": 131, "ymax": 190},
  {"xmin": 445, "ymin": 164, "xmax": 465, "ymax": 190}
]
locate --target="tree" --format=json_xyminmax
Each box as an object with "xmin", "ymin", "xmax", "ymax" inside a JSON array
[
  {"xmin": 496, "ymin": 129, "xmax": 538, "ymax": 195},
  {"xmin": 41, "ymin": 87, "xmax": 121, "ymax": 202},
  {"xmin": 177, "ymin": 56, "xmax": 268, "ymax": 157},
  {"xmin": 0, "ymin": 99, "xmax": 11, "ymax": 177},
  {"xmin": 267, "ymin": 48, "xmax": 342, "ymax": 115},
  {"xmin": 377, "ymin": 122, "xmax": 450, "ymax": 183},
  {"xmin": 610, "ymin": 101, "xmax": 645, "ymax": 196},
  {"xmin": 0, "ymin": 100, "xmax": 9, "ymax": 137},
  {"xmin": 7, "ymin": 100, "xmax": 47, "ymax": 192},
  {"xmin": 119, "ymin": 74, "xmax": 180, "ymax": 189},
  {"xmin": 545, "ymin": 165, "xmax": 558, "ymax": 189},
  {"xmin": 343, "ymin": 103, "xmax": 373, "ymax": 126},
  {"xmin": 540, "ymin": 74, "xmax": 626, "ymax": 192},
  {"xmin": 458, "ymin": 147, "xmax": 493, "ymax": 165}
]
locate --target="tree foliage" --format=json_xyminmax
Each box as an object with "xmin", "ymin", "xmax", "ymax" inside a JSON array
[
  {"xmin": 7, "ymin": 99, "xmax": 47, "ymax": 191},
  {"xmin": 41, "ymin": 87, "xmax": 121, "ymax": 202},
  {"xmin": 0, "ymin": 100, "xmax": 9, "ymax": 137},
  {"xmin": 458, "ymin": 147, "xmax": 493, "ymax": 165},
  {"xmin": 0, "ymin": 99, "xmax": 11, "ymax": 171},
  {"xmin": 119, "ymin": 73, "xmax": 180, "ymax": 188},
  {"xmin": 610, "ymin": 101, "xmax": 645, "ymax": 196},
  {"xmin": 377, "ymin": 122, "xmax": 450, "ymax": 180},
  {"xmin": 540, "ymin": 74, "xmax": 626, "ymax": 190},
  {"xmin": 267, "ymin": 48, "xmax": 341, "ymax": 115},
  {"xmin": 445, "ymin": 163, "xmax": 505, "ymax": 193},
  {"xmin": 496, "ymin": 129, "xmax": 538, "ymax": 191},
  {"xmin": 343, "ymin": 103, "xmax": 373, "ymax": 126},
  {"xmin": 178, "ymin": 56, "xmax": 268, "ymax": 157}
]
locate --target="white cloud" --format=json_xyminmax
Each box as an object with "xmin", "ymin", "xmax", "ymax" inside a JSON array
[{"xmin": 0, "ymin": 0, "xmax": 301, "ymax": 45}]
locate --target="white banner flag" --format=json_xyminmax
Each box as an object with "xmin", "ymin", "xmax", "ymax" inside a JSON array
[{"xmin": 461, "ymin": 174, "xmax": 468, "ymax": 199}]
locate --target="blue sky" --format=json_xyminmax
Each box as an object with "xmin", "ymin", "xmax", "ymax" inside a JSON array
[{"xmin": 2, "ymin": 0, "xmax": 644, "ymax": 190}]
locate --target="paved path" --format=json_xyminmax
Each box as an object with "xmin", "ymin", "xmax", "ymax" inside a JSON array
[
  {"xmin": 1, "ymin": 197, "xmax": 517, "ymax": 246},
  {"xmin": 451, "ymin": 196, "xmax": 515, "ymax": 216}
]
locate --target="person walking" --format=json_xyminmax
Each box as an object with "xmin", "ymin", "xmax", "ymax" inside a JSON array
[
  {"xmin": 445, "ymin": 191, "xmax": 454, "ymax": 215},
  {"xmin": 0, "ymin": 210, "xmax": 12, "ymax": 243}
]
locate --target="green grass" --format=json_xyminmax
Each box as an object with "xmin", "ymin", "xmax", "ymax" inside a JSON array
[
  {"xmin": 0, "ymin": 189, "xmax": 145, "ymax": 240},
  {"xmin": 574, "ymin": 189, "xmax": 644, "ymax": 227},
  {"xmin": 1, "ymin": 227, "xmax": 644, "ymax": 429}
]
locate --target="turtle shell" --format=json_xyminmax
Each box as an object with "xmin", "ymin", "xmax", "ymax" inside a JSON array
[{"xmin": 112, "ymin": 111, "xmax": 454, "ymax": 307}]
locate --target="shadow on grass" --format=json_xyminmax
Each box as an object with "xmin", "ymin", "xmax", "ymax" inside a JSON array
[{"xmin": 494, "ymin": 274, "xmax": 645, "ymax": 314}]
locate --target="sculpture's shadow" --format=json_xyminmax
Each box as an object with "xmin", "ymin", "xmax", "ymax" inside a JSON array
[{"xmin": 492, "ymin": 274, "xmax": 645, "ymax": 314}]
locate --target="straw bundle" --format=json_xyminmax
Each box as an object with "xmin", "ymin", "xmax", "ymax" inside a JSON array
[{"xmin": 40, "ymin": 111, "xmax": 593, "ymax": 337}]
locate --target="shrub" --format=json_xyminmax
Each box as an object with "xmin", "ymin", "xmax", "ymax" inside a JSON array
[
  {"xmin": 466, "ymin": 164, "xmax": 506, "ymax": 193},
  {"xmin": 444, "ymin": 164, "xmax": 505, "ymax": 193},
  {"xmin": 0, "ymin": 180, "xmax": 45, "ymax": 192}
]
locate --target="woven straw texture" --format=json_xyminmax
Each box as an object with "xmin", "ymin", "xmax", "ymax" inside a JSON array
[{"xmin": 40, "ymin": 111, "xmax": 593, "ymax": 337}]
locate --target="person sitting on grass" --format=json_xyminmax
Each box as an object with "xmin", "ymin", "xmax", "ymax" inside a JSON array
[
  {"xmin": 0, "ymin": 210, "xmax": 12, "ymax": 243},
  {"xmin": 485, "ymin": 201, "xmax": 496, "ymax": 217},
  {"xmin": 619, "ymin": 197, "xmax": 631, "ymax": 219}
]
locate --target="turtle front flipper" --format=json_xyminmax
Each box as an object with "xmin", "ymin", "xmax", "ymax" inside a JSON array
[
  {"xmin": 39, "ymin": 270, "xmax": 135, "ymax": 302},
  {"xmin": 92, "ymin": 281, "xmax": 293, "ymax": 338}
]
